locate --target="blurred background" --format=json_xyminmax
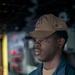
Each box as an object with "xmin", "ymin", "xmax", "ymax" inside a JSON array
[{"xmin": 0, "ymin": 0, "xmax": 75, "ymax": 75}]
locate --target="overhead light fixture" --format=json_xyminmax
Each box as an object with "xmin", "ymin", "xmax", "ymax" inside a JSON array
[{"xmin": 2, "ymin": 3, "xmax": 6, "ymax": 5}]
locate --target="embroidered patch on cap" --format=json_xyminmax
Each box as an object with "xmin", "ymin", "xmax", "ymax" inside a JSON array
[
  {"xmin": 54, "ymin": 24, "xmax": 63, "ymax": 29},
  {"xmin": 36, "ymin": 16, "xmax": 49, "ymax": 28}
]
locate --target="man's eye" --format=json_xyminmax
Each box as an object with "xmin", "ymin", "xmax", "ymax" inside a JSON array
[{"xmin": 42, "ymin": 39, "xmax": 47, "ymax": 42}]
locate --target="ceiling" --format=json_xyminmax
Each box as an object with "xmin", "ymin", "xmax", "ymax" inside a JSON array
[{"xmin": 0, "ymin": 0, "xmax": 75, "ymax": 33}]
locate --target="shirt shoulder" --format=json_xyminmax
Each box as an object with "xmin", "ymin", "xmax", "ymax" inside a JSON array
[
  {"xmin": 66, "ymin": 63, "xmax": 75, "ymax": 75},
  {"xmin": 28, "ymin": 69, "xmax": 37, "ymax": 75}
]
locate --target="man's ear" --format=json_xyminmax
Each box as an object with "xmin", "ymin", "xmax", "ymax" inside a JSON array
[{"xmin": 57, "ymin": 38, "xmax": 65, "ymax": 48}]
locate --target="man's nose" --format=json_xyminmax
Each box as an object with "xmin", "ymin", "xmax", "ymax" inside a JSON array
[{"xmin": 35, "ymin": 39, "xmax": 42, "ymax": 48}]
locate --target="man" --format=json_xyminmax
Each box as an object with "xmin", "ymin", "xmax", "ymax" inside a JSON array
[{"xmin": 27, "ymin": 14, "xmax": 75, "ymax": 75}]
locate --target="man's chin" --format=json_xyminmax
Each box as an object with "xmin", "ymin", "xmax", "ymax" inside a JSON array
[
  {"xmin": 37, "ymin": 57, "xmax": 51, "ymax": 62},
  {"xmin": 37, "ymin": 58, "xmax": 45, "ymax": 62}
]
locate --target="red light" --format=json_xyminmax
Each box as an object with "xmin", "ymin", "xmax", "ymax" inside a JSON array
[
  {"xmin": 15, "ymin": 51, "xmax": 21, "ymax": 55},
  {"xmin": 17, "ymin": 58, "xmax": 23, "ymax": 62},
  {"xmin": 12, "ymin": 64, "xmax": 17, "ymax": 69},
  {"xmin": 12, "ymin": 35, "xmax": 16, "ymax": 38},
  {"xmin": 12, "ymin": 58, "xmax": 23, "ymax": 62},
  {"xmin": 17, "ymin": 67, "xmax": 22, "ymax": 72},
  {"xmin": 12, "ymin": 58, "xmax": 16, "ymax": 62},
  {"xmin": 10, "ymin": 50, "xmax": 15, "ymax": 55}
]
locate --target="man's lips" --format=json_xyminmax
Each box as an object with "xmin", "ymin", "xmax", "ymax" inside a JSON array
[{"xmin": 35, "ymin": 49, "xmax": 41, "ymax": 55}]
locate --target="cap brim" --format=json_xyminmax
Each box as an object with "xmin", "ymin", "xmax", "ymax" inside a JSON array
[{"xmin": 27, "ymin": 30, "xmax": 55, "ymax": 38}]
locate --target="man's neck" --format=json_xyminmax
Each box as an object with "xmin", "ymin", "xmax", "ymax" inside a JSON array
[{"xmin": 43, "ymin": 56, "xmax": 62, "ymax": 70}]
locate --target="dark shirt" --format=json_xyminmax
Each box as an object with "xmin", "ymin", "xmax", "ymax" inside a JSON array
[{"xmin": 28, "ymin": 57, "xmax": 75, "ymax": 75}]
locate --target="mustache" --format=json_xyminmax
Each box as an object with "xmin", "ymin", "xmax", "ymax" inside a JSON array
[
  {"xmin": 35, "ymin": 46, "xmax": 40, "ymax": 49},
  {"xmin": 35, "ymin": 45, "xmax": 41, "ymax": 50}
]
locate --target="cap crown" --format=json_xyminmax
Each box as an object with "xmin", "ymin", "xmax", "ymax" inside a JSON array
[
  {"xmin": 35, "ymin": 14, "xmax": 68, "ymax": 31},
  {"xmin": 28, "ymin": 14, "xmax": 68, "ymax": 38}
]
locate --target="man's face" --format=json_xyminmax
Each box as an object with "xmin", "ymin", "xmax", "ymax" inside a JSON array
[{"xmin": 34, "ymin": 35, "xmax": 60, "ymax": 62}]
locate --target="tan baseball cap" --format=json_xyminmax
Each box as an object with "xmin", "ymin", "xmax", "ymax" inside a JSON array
[{"xmin": 28, "ymin": 14, "xmax": 68, "ymax": 38}]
